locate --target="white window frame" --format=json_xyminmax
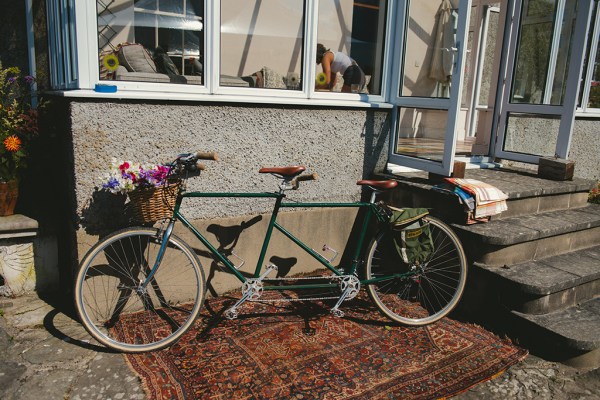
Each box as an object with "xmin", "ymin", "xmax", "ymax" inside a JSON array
[
  {"xmin": 493, "ymin": 0, "xmax": 594, "ymax": 163},
  {"xmin": 577, "ymin": 0, "xmax": 600, "ymax": 116},
  {"xmin": 56, "ymin": 0, "xmax": 393, "ymax": 107}
]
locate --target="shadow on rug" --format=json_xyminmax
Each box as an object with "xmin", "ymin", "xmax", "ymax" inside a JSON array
[{"xmin": 121, "ymin": 295, "xmax": 527, "ymax": 399}]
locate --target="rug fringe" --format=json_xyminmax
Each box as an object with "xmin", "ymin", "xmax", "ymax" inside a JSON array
[{"xmin": 120, "ymin": 352, "xmax": 154, "ymax": 400}]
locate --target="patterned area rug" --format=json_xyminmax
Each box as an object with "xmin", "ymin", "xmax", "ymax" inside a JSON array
[{"xmin": 120, "ymin": 295, "xmax": 527, "ymax": 399}]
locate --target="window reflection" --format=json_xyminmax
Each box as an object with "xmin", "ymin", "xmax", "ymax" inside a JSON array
[
  {"xmin": 98, "ymin": 0, "xmax": 204, "ymax": 85},
  {"xmin": 511, "ymin": 0, "xmax": 578, "ymax": 105},
  {"xmin": 401, "ymin": 0, "xmax": 460, "ymax": 98},
  {"xmin": 220, "ymin": 0, "xmax": 304, "ymax": 89},
  {"xmin": 316, "ymin": 0, "xmax": 387, "ymax": 95}
]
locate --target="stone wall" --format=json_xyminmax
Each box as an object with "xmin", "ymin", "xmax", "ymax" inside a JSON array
[
  {"xmin": 68, "ymin": 100, "xmax": 390, "ymax": 293},
  {"xmin": 70, "ymin": 101, "xmax": 390, "ymax": 223},
  {"xmin": 501, "ymin": 116, "xmax": 600, "ymax": 182},
  {"xmin": 570, "ymin": 118, "xmax": 600, "ymax": 182}
]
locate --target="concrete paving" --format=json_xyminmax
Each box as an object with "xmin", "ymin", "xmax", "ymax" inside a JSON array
[{"xmin": 0, "ymin": 292, "xmax": 598, "ymax": 400}]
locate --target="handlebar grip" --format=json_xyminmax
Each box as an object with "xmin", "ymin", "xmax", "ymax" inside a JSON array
[
  {"xmin": 296, "ymin": 173, "xmax": 319, "ymax": 182},
  {"xmin": 196, "ymin": 151, "xmax": 219, "ymax": 161},
  {"xmin": 196, "ymin": 162, "xmax": 206, "ymax": 171},
  {"xmin": 291, "ymin": 173, "xmax": 318, "ymax": 190}
]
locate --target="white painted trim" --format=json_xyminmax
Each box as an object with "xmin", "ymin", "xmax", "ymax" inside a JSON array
[
  {"xmin": 555, "ymin": 1, "xmax": 594, "ymax": 159},
  {"xmin": 579, "ymin": 2, "xmax": 600, "ymax": 114},
  {"xmin": 542, "ymin": 0, "xmax": 565, "ymax": 105},
  {"xmin": 49, "ymin": 89, "xmax": 394, "ymax": 108}
]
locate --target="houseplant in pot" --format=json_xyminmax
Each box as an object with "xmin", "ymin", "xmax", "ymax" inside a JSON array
[{"xmin": 0, "ymin": 62, "xmax": 38, "ymax": 216}]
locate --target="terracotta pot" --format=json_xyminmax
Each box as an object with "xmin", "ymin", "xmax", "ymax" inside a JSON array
[{"xmin": 0, "ymin": 180, "xmax": 19, "ymax": 216}]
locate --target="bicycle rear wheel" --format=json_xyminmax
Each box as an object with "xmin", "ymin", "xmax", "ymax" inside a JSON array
[
  {"xmin": 75, "ymin": 227, "xmax": 206, "ymax": 352},
  {"xmin": 365, "ymin": 216, "xmax": 467, "ymax": 326}
]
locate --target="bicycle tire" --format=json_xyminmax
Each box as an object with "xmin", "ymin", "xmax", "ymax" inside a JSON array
[
  {"xmin": 365, "ymin": 216, "xmax": 467, "ymax": 326},
  {"xmin": 74, "ymin": 227, "xmax": 206, "ymax": 352}
]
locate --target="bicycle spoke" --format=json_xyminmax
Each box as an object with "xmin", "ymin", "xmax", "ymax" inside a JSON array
[
  {"xmin": 366, "ymin": 217, "xmax": 467, "ymax": 325},
  {"xmin": 76, "ymin": 228, "xmax": 205, "ymax": 352}
]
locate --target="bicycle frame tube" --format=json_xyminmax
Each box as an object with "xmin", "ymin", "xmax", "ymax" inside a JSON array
[{"xmin": 163, "ymin": 190, "xmax": 381, "ymax": 286}]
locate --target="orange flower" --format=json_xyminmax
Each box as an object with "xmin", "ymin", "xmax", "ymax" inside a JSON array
[{"xmin": 4, "ymin": 135, "xmax": 21, "ymax": 152}]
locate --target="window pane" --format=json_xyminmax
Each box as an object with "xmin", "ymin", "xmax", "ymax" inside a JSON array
[
  {"xmin": 316, "ymin": 0, "xmax": 387, "ymax": 95},
  {"xmin": 580, "ymin": 5, "xmax": 600, "ymax": 109},
  {"xmin": 510, "ymin": 0, "xmax": 578, "ymax": 105},
  {"xmin": 588, "ymin": 38, "xmax": 600, "ymax": 108},
  {"xmin": 503, "ymin": 113, "xmax": 560, "ymax": 157},
  {"xmin": 401, "ymin": 1, "xmax": 463, "ymax": 98},
  {"xmin": 220, "ymin": 0, "xmax": 304, "ymax": 90},
  {"xmin": 396, "ymin": 107, "xmax": 449, "ymax": 162},
  {"xmin": 98, "ymin": 0, "xmax": 204, "ymax": 85}
]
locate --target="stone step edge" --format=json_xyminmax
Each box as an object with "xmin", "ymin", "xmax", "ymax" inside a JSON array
[
  {"xmin": 379, "ymin": 170, "xmax": 596, "ymax": 200},
  {"xmin": 511, "ymin": 298, "xmax": 600, "ymax": 352},
  {"xmin": 472, "ymin": 245, "xmax": 600, "ymax": 296},
  {"xmin": 451, "ymin": 204, "xmax": 600, "ymax": 246}
]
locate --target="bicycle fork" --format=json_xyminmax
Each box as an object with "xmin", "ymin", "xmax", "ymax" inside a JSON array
[{"xmin": 141, "ymin": 220, "xmax": 177, "ymax": 289}]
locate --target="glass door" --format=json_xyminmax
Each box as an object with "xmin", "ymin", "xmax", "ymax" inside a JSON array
[
  {"xmin": 493, "ymin": 0, "xmax": 594, "ymax": 163},
  {"xmin": 389, "ymin": 0, "xmax": 472, "ymax": 176}
]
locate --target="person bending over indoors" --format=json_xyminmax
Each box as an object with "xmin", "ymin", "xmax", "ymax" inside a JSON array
[{"xmin": 315, "ymin": 43, "xmax": 366, "ymax": 93}]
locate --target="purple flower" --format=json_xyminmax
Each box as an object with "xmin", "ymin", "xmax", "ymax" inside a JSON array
[
  {"xmin": 102, "ymin": 177, "xmax": 119, "ymax": 190},
  {"xmin": 24, "ymin": 75, "xmax": 35, "ymax": 84},
  {"xmin": 7, "ymin": 77, "xmax": 16, "ymax": 84}
]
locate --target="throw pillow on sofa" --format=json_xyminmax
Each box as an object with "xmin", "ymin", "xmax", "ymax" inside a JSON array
[{"xmin": 117, "ymin": 43, "xmax": 157, "ymax": 73}]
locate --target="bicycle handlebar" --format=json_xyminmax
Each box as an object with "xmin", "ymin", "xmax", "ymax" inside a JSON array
[
  {"xmin": 291, "ymin": 173, "xmax": 318, "ymax": 190},
  {"xmin": 196, "ymin": 151, "xmax": 219, "ymax": 161}
]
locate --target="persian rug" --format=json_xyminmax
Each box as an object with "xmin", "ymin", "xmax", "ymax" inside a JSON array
[{"xmin": 120, "ymin": 294, "xmax": 528, "ymax": 399}]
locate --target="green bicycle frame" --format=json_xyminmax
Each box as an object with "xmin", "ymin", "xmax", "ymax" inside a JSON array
[{"xmin": 144, "ymin": 189, "xmax": 412, "ymax": 291}]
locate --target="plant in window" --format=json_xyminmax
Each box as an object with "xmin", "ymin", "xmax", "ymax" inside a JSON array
[{"xmin": 0, "ymin": 62, "xmax": 38, "ymax": 183}]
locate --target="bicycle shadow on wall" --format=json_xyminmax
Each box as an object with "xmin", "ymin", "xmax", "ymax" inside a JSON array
[{"xmin": 191, "ymin": 215, "xmax": 272, "ymax": 297}]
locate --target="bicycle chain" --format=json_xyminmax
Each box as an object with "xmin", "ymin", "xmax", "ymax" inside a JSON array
[{"xmin": 248, "ymin": 274, "xmax": 353, "ymax": 303}]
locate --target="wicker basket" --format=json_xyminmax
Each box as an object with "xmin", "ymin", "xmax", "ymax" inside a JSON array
[{"xmin": 128, "ymin": 182, "xmax": 180, "ymax": 223}]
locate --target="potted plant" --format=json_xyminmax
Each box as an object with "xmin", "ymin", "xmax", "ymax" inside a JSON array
[{"xmin": 0, "ymin": 62, "xmax": 38, "ymax": 216}]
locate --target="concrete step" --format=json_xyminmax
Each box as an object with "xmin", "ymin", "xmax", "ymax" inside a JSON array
[
  {"xmin": 474, "ymin": 245, "xmax": 600, "ymax": 314},
  {"xmin": 383, "ymin": 168, "xmax": 595, "ymax": 223},
  {"xmin": 465, "ymin": 168, "xmax": 593, "ymax": 220},
  {"xmin": 452, "ymin": 203, "xmax": 600, "ymax": 266},
  {"xmin": 509, "ymin": 297, "xmax": 600, "ymax": 369}
]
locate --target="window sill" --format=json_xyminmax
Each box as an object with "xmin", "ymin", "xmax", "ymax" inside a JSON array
[
  {"xmin": 48, "ymin": 89, "xmax": 394, "ymax": 109},
  {"xmin": 575, "ymin": 110, "xmax": 600, "ymax": 118}
]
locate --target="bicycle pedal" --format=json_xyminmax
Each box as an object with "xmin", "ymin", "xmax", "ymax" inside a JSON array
[
  {"xmin": 330, "ymin": 309, "xmax": 345, "ymax": 318},
  {"xmin": 224, "ymin": 309, "xmax": 239, "ymax": 320},
  {"xmin": 302, "ymin": 327, "xmax": 316, "ymax": 336}
]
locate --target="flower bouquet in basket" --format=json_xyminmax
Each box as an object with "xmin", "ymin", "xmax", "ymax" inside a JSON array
[{"xmin": 100, "ymin": 160, "xmax": 178, "ymax": 223}]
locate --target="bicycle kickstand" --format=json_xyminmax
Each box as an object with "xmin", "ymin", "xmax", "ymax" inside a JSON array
[{"xmin": 224, "ymin": 263, "xmax": 278, "ymax": 320}]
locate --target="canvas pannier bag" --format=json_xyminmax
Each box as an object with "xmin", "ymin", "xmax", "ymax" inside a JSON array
[{"xmin": 388, "ymin": 206, "xmax": 434, "ymax": 264}]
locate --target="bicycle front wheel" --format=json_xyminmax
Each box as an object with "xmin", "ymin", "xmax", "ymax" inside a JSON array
[
  {"xmin": 75, "ymin": 227, "xmax": 206, "ymax": 352},
  {"xmin": 365, "ymin": 216, "xmax": 467, "ymax": 326}
]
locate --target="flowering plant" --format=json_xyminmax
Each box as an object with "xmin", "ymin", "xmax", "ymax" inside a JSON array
[
  {"xmin": 0, "ymin": 62, "xmax": 38, "ymax": 182},
  {"xmin": 100, "ymin": 159, "xmax": 173, "ymax": 194},
  {"xmin": 589, "ymin": 182, "xmax": 600, "ymax": 204}
]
